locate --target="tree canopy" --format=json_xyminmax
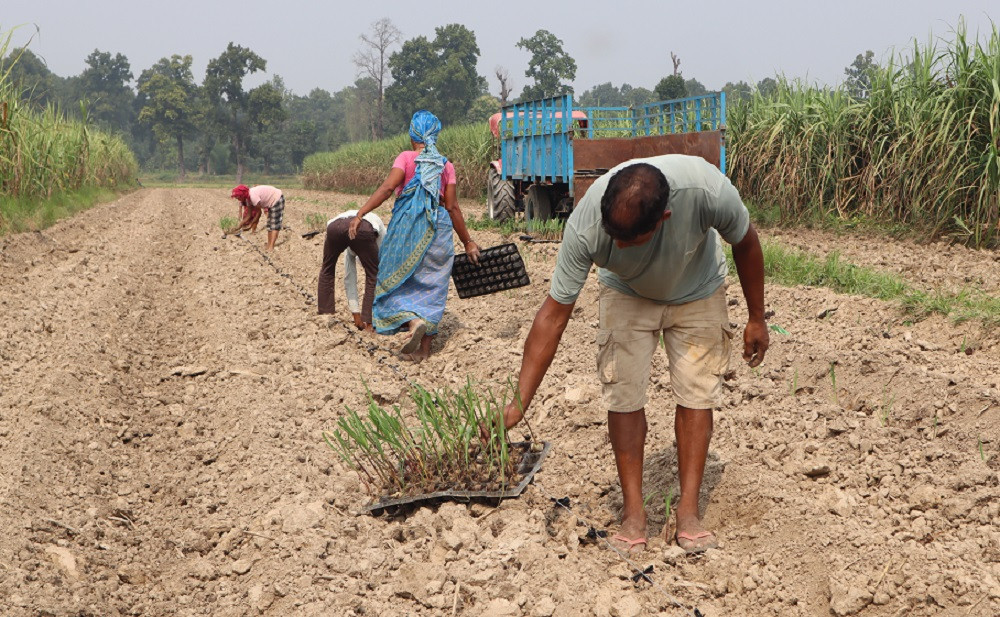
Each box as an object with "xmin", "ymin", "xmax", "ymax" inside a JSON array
[
  {"xmin": 516, "ymin": 29, "xmax": 576, "ymax": 101},
  {"xmin": 386, "ymin": 24, "xmax": 486, "ymax": 129},
  {"xmin": 137, "ymin": 55, "xmax": 199, "ymax": 179}
]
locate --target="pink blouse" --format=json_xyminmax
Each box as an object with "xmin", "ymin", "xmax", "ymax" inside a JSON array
[{"xmin": 392, "ymin": 150, "xmax": 456, "ymax": 196}]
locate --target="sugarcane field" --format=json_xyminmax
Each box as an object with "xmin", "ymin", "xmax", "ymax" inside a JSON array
[{"xmin": 2, "ymin": 5, "xmax": 1000, "ymax": 617}]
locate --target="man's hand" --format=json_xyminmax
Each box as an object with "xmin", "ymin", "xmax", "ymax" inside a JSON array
[
  {"xmin": 743, "ymin": 319, "xmax": 770, "ymax": 367},
  {"xmin": 503, "ymin": 400, "xmax": 524, "ymax": 430},
  {"xmin": 348, "ymin": 216, "xmax": 362, "ymax": 240},
  {"xmin": 352, "ymin": 312, "xmax": 365, "ymax": 330}
]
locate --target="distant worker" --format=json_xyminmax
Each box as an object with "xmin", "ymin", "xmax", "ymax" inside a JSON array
[
  {"xmin": 318, "ymin": 209, "xmax": 386, "ymax": 331},
  {"xmin": 502, "ymin": 154, "xmax": 769, "ymax": 554},
  {"xmin": 231, "ymin": 184, "xmax": 285, "ymax": 251},
  {"xmin": 349, "ymin": 110, "xmax": 480, "ymax": 363}
]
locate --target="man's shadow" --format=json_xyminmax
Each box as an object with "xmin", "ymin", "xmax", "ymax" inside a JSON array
[{"xmin": 604, "ymin": 445, "xmax": 726, "ymax": 539}]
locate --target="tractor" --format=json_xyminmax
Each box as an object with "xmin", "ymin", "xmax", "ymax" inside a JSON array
[{"xmin": 486, "ymin": 92, "xmax": 727, "ymax": 222}]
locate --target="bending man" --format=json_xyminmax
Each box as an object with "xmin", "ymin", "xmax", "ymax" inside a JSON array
[
  {"xmin": 503, "ymin": 155, "xmax": 769, "ymax": 554},
  {"xmin": 318, "ymin": 209, "xmax": 385, "ymax": 331}
]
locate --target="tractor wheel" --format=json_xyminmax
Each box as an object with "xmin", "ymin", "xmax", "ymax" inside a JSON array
[
  {"xmin": 487, "ymin": 167, "xmax": 515, "ymax": 222},
  {"xmin": 524, "ymin": 185, "xmax": 553, "ymax": 221}
]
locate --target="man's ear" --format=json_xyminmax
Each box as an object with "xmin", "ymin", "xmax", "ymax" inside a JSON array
[{"xmin": 661, "ymin": 210, "xmax": 672, "ymax": 221}]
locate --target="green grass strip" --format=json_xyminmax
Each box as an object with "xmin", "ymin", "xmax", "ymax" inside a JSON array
[
  {"xmin": 727, "ymin": 241, "xmax": 1000, "ymax": 326},
  {"xmin": 0, "ymin": 186, "xmax": 129, "ymax": 236}
]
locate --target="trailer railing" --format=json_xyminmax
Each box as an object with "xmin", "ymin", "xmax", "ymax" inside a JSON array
[
  {"xmin": 579, "ymin": 92, "xmax": 726, "ymax": 138},
  {"xmin": 500, "ymin": 94, "xmax": 575, "ymax": 182}
]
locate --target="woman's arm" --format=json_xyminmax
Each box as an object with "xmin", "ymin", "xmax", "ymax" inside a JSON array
[
  {"xmin": 442, "ymin": 184, "xmax": 480, "ymax": 264},
  {"xmin": 350, "ymin": 167, "xmax": 405, "ymax": 239}
]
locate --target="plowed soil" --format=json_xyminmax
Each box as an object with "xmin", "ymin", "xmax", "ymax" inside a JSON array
[{"xmin": 1, "ymin": 188, "xmax": 998, "ymax": 617}]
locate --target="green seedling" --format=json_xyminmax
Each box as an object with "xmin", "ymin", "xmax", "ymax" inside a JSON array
[
  {"xmin": 980, "ymin": 437, "xmax": 987, "ymax": 462},
  {"xmin": 768, "ymin": 323, "xmax": 790, "ymax": 335},
  {"xmin": 829, "ymin": 362, "xmax": 838, "ymax": 405},
  {"xmin": 879, "ymin": 389, "xmax": 895, "ymax": 427},
  {"xmin": 304, "ymin": 212, "xmax": 327, "ymax": 232},
  {"xmin": 219, "ymin": 216, "xmax": 238, "ymax": 232},
  {"xmin": 323, "ymin": 378, "xmax": 520, "ymax": 498},
  {"xmin": 789, "ymin": 368, "xmax": 799, "ymax": 396}
]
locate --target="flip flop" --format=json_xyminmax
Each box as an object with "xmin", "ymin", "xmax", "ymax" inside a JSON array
[
  {"xmin": 611, "ymin": 534, "xmax": 648, "ymax": 554},
  {"xmin": 676, "ymin": 530, "xmax": 718, "ymax": 554},
  {"xmin": 400, "ymin": 320, "xmax": 426, "ymax": 354}
]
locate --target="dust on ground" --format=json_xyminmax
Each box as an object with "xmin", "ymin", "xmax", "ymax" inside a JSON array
[{"xmin": 1, "ymin": 188, "xmax": 998, "ymax": 617}]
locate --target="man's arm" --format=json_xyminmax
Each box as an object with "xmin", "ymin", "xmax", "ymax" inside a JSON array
[
  {"xmin": 343, "ymin": 249, "xmax": 363, "ymax": 328},
  {"xmin": 503, "ymin": 296, "xmax": 575, "ymax": 429},
  {"xmin": 730, "ymin": 223, "xmax": 769, "ymax": 367}
]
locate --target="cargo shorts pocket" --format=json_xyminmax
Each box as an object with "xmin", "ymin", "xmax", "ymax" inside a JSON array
[
  {"xmin": 596, "ymin": 330, "xmax": 618, "ymax": 384},
  {"xmin": 715, "ymin": 324, "xmax": 735, "ymax": 375}
]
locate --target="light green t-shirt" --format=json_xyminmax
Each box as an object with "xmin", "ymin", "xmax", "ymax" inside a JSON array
[{"xmin": 549, "ymin": 154, "xmax": 750, "ymax": 305}]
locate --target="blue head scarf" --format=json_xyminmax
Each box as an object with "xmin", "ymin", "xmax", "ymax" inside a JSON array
[{"xmin": 408, "ymin": 110, "xmax": 446, "ymax": 199}]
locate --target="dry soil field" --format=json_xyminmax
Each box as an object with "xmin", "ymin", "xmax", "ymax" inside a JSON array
[{"xmin": 1, "ymin": 188, "xmax": 998, "ymax": 617}]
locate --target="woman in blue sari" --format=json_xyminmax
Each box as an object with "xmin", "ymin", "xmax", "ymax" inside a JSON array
[{"xmin": 349, "ymin": 110, "xmax": 481, "ymax": 362}]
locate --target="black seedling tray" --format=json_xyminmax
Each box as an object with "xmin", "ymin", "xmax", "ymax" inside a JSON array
[
  {"xmin": 451, "ymin": 243, "xmax": 530, "ymax": 299},
  {"xmin": 361, "ymin": 441, "xmax": 551, "ymax": 515}
]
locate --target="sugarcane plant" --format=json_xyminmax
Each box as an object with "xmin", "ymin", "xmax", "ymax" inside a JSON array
[{"xmin": 323, "ymin": 379, "xmax": 520, "ymax": 498}]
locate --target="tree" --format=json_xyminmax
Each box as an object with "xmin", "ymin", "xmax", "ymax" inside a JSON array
[
  {"xmin": 621, "ymin": 84, "xmax": 655, "ymax": 107},
  {"xmin": 684, "ymin": 77, "xmax": 707, "ymax": 96},
  {"xmin": 204, "ymin": 43, "xmax": 266, "ymax": 182},
  {"xmin": 428, "ymin": 24, "xmax": 487, "ymax": 125},
  {"xmin": 386, "ymin": 24, "xmax": 487, "ymax": 129},
  {"xmin": 844, "ymin": 50, "xmax": 878, "ymax": 99},
  {"xmin": 248, "ymin": 77, "xmax": 288, "ymax": 174},
  {"xmin": 495, "ymin": 65, "xmax": 512, "ymax": 106},
  {"xmin": 516, "ymin": 29, "xmax": 576, "ymax": 101},
  {"xmin": 755, "ymin": 77, "xmax": 778, "ymax": 98},
  {"xmin": 654, "ymin": 51, "xmax": 686, "ymax": 101},
  {"xmin": 466, "ymin": 94, "xmax": 500, "ymax": 123},
  {"xmin": 353, "ymin": 18, "xmax": 401, "ymax": 140},
  {"xmin": 721, "ymin": 80, "xmax": 752, "ymax": 102},
  {"xmin": 654, "ymin": 75, "xmax": 686, "ymax": 101},
  {"xmin": 76, "ymin": 49, "xmax": 135, "ymax": 132},
  {"xmin": 1, "ymin": 49, "xmax": 67, "ymax": 109},
  {"xmin": 137, "ymin": 55, "xmax": 199, "ymax": 180},
  {"xmin": 578, "ymin": 82, "xmax": 625, "ymax": 107}
]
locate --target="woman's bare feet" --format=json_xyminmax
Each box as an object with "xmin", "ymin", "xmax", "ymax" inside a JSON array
[{"xmin": 400, "ymin": 319, "xmax": 426, "ymax": 354}]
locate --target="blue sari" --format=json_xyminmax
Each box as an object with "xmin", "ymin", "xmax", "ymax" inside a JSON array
[{"xmin": 372, "ymin": 111, "xmax": 453, "ymax": 335}]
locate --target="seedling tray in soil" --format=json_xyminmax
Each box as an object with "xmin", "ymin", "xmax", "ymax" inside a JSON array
[
  {"xmin": 361, "ymin": 441, "xmax": 551, "ymax": 515},
  {"xmin": 451, "ymin": 243, "xmax": 530, "ymax": 299}
]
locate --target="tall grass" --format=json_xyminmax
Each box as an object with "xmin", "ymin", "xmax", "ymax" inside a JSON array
[
  {"xmin": 303, "ymin": 123, "xmax": 493, "ymax": 198},
  {"xmin": 0, "ymin": 28, "xmax": 138, "ymax": 234},
  {"xmin": 729, "ymin": 21, "xmax": 1000, "ymax": 247}
]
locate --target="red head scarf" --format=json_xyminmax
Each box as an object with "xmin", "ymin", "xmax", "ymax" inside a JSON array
[{"xmin": 231, "ymin": 185, "xmax": 250, "ymax": 201}]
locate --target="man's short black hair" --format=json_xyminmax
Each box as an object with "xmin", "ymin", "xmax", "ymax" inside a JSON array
[{"xmin": 600, "ymin": 163, "xmax": 671, "ymax": 241}]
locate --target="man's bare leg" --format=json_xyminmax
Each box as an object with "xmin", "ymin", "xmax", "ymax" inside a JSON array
[
  {"xmin": 266, "ymin": 230, "xmax": 279, "ymax": 250},
  {"xmin": 608, "ymin": 408, "xmax": 648, "ymax": 552},
  {"xmin": 674, "ymin": 405, "xmax": 717, "ymax": 551}
]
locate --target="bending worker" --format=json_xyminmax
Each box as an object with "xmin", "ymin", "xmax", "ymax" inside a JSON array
[
  {"xmin": 231, "ymin": 184, "xmax": 285, "ymax": 251},
  {"xmin": 503, "ymin": 154, "xmax": 769, "ymax": 554},
  {"xmin": 318, "ymin": 209, "xmax": 385, "ymax": 331}
]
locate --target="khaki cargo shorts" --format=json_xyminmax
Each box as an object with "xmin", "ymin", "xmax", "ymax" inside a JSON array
[{"xmin": 597, "ymin": 283, "xmax": 734, "ymax": 412}]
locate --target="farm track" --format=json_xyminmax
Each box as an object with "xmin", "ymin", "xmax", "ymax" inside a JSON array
[{"xmin": 0, "ymin": 188, "xmax": 998, "ymax": 616}]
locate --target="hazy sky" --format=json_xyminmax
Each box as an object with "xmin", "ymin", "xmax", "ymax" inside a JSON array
[{"xmin": 4, "ymin": 1, "xmax": 997, "ymax": 96}]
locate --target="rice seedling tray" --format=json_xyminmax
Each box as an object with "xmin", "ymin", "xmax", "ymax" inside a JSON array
[
  {"xmin": 362, "ymin": 440, "xmax": 551, "ymax": 514},
  {"xmin": 451, "ymin": 243, "xmax": 530, "ymax": 299}
]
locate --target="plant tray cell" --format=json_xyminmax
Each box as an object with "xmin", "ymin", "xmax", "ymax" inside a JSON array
[
  {"xmin": 451, "ymin": 243, "xmax": 530, "ymax": 299},
  {"xmin": 361, "ymin": 441, "xmax": 551, "ymax": 515}
]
